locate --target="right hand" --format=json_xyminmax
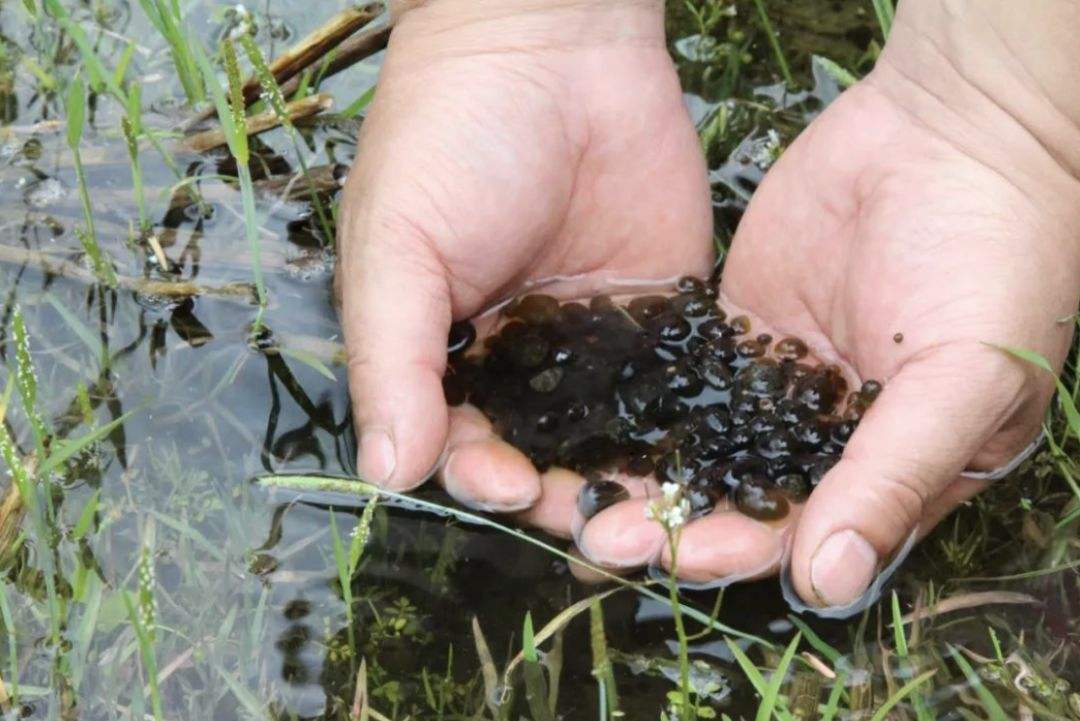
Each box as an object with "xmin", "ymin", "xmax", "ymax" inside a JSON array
[{"xmin": 337, "ymin": 0, "xmax": 713, "ymax": 505}]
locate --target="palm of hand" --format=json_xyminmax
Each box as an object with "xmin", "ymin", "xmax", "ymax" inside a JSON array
[
  {"xmin": 345, "ymin": 41, "xmax": 713, "ymax": 319},
  {"xmin": 720, "ymin": 81, "xmax": 1074, "ymax": 602}
]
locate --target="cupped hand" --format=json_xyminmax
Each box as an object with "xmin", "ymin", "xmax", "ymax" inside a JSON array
[
  {"xmin": 570, "ymin": 53, "xmax": 1080, "ymax": 607},
  {"xmin": 338, "ymin": 0, "xmax": 712, "ymax": 495}
]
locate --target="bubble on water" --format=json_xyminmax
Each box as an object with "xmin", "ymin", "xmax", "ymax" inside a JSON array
[{"xmin": 24, "ymin": 177, "xmax": 66, "ymax": 208}]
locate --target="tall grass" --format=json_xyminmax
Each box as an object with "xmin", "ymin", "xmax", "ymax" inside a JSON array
[
  {"xmin": 121, "ymin": 87, "xmax": 148, "ymax": 232},
  {"xmin": 193, "ymin": 39, "xmax": 268, "ymax": 326},
  {"xmin": 750, "ymin": 0, "xmax": 794, "ymax": 88},
  {"xmin": 64, "ymin": 77, "xmax": 118, "ymax": 288},
  {"xmin": 136, "ymin": 0, "xmax": 203, "ymax": 104},
  {"xmin": 239, "ymin": 34, "xmax": 336, "ymax": 246}
]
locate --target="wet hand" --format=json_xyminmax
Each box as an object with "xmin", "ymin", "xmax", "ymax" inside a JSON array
[
  {"xmin": 571, "ymin": 8, "xmax": 1080, "ymax": 609},
  {"xmin": 337, "ymin": 0, "xmax": 712, "ymax": 494}
]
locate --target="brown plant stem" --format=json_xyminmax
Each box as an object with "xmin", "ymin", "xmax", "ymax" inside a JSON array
[{"xmin": 182, "ymin": 93, "xmax": 334, "ymax": 154}]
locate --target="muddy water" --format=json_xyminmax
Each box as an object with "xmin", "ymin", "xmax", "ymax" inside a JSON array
[{"xmin": 0, "ymin": 1, "xmax": 1076, "ymax": 720}]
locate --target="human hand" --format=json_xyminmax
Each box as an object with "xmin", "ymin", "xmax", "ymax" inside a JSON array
[
  {"xmin": 337, "ymin": 0, "xmax": 712, "ymax": 500},
  {"xmin": 571, "ymin": 3, "xmax": 1080, "ymax": 610}
]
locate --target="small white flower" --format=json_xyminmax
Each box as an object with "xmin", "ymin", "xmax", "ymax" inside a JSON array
[{"xmin": 661, "ymin": 482, "xmax": 681, "ymax": 502}]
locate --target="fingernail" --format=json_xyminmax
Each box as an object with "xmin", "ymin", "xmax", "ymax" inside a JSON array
[
  {"xmin": 358, "ymin": 429, "xmax": 396, "ymax": 485},
  {"xmin": 810, "ymin": 530, "xmax": 878, "ymax": 607}
]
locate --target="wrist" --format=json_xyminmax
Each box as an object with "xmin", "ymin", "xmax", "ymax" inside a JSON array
[
  {"xmin": 869, "ymin": 0, "xmax": 1080, "ymax": 183},
  {"xmin": 389, "ymin": 0, "xmax": 665, "ymax": 51}
]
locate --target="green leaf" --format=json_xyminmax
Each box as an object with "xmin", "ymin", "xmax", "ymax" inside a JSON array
[
  {"xmin": 812, "ymin": 55, "xmax": 859, "ymax": 88},
  {"xmin": 523, "ymin": 612, "xmax": 538, "ymax": 662},
  {"xmin": 998, "ymin": 345, "xmax": 1080, "ymax": 442},
  {"xmin": 786, "ymin": 614, "xmax": 841, "ymax": 664},
  {"xmin": 72, "ymin": 490, "xmax": 100, "ymax": 540}
]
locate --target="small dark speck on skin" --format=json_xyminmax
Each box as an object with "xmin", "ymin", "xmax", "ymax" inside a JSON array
[{"xmin": 893, "ymin": 332, "xmax": 904, "ymax": 344}]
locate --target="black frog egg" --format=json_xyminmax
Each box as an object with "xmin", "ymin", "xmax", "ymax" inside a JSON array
[
  {"xmin": 510, "ymin": 294, "xmax": 560, "ymax": 324},
  {"xmin": 702, "ymin": 336, "xmax": 738, "ymax": 364},
  {"xmin": 558, "ymin": 301, "xmax": 592, "ymax": 328},
  {"xmin": 734, "ymin": 478, "xmax": 790, "ymax": 521},
  {"xmin": 772, "ymin": 472, "xmax": 811, "ymax": 502},
  {"xmin": 442, "ymin": 372, "xmax": 470, "ymax": 406},
  {"xmin": 657, "ymin": 452, "xmax": 700, "ymax": 485},
  {"xmin": 774, "ymin": 337, "xmax": 809, "ymax": 361},
  {"xmin": 627, "ymin": 295, "xmax": 671, "ymax": 324},
  {"xmin": 675, "ymin": 275, "xmax": 706, "ymax": 294},
  {"xmin": 685, "ymin": 486, "xmax": 723, "ymax": 519},
  {"xmin": 447, "ymin": 320, "xmax": 477, "ymax": 355},
  {"xmin": 655, "ymin": 315, "xmax": 692, "ymax": 344},
  {"xmin": 728, "ymin": 315, "xmax": 752, "ymax": 336},
  {"xmin": 701, "ymin": 407, "xmax": 731, "ymax": 435},
  {"xmin": 860, "ymin": 379, "xmax": 883, "ymax": 400},
  {"xmin": 552, "ymin": 347, "xmax": 576, "ymax": 365},
  {"xmin": 671, "ymin": 292, "xmax": 713, "ymax": 319},
  {"xmin": 578, "ymin": 479, "xmax": 631, "ymax": 519},
  {"xmin": 793, "ymin": 369, "xmax": 843, "ymax": 413},
  {"xmin": 536, "ymin": 412, "xmax": 559, "ymax": 432},
  {"xmin": 511, "ymin": 333, "xmax": 551, "ymax": 369},
  {"xmin": 699, "ymin": 358, "xmax": 733, "ymax": 391},
  {"xmin": 665, "ymin": 360, "xmax": 704, "ymax": 397},
  {"xmin": 645, "ymin": 392, "xmax": 687, "ymax": 425},
  {"xmin": 696, "ymin": 318, "xmax": 732, "ymax": 341},
  {"xmin": 625, "ymin": 453, "xmax": 655, "ymax": 476},
  {"xmin": 790, "ymin": 418, "xmax": 829, "ymax": 451},
  {"xmin": 736, "ymin": 339, "xmax": 767, "ymax": 359},
  {"xmin": 735, "ymin": 359, "xmax": 786, "ymax": 398},
  {"xmin": 696, "ymin": 434, "xmax": 736, "ymax": 461},
  {"xmin": 566, "ymin": 400, "xmax": 591, "ymax": 422}
]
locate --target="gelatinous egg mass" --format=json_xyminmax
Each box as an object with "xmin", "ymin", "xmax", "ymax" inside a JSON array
[{"xmin": 441, "ymin": 277, "xmax": 880, "ymax": 522}]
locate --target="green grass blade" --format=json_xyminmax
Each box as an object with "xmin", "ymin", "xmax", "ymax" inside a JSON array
[
  {"xmin": 868, "ymin": 669, "xmax": 936, "ymax": 721},
  {"xmin": 950, "ymin": 648, "xmax": 1009, "ymax": 721},
  {"xmin": 869, "ymin": 0, "xmax": 894, "ymax": 39},
  {"xmin": 750, "ymin": 0, "xmax": 794, "ymax": 87},
  {"xmin": 819, "ymin": 672, "xmax": 846, "ymax": 721},
  {"xmin": 890, "ymin": 592, "xmax": 909, "ymax": 656},
  {"xmin": 786, "ymin": 614, "xmax": 841, "ymax": 664},
  {"xmin": 38, "ymin": 409, "xmax": 136, "ymax": 477},
  {"xmin": 755, "ymin": 632, "xmax": 800, "ymax": 721}
]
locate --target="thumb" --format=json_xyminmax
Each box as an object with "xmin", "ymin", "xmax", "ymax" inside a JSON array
[
  {"xmin": 788, "ymin": 343, "xmax": 1035, "ymax": 611},
  {"xmin": 338, "ymin": 212, "xmax": 452, "ymax": 491}
]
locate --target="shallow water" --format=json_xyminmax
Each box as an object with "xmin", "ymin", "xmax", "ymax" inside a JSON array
[{"xmin": 0, "ymin": 1, "xmax": 1076, "ymax": 720}]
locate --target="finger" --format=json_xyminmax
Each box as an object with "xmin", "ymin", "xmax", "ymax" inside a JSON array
[
  {"xmin": 790, "ymin": 344, "xmax": 1031, "ymax": 608},
  {"xmin": 438, "ymin": 404, "xmax": 542, "ymax": 512},
  {"xmin": 339, "ymin": 206, "xmax": 452, "ymax": 491},
  {"xmin": 577, "ymin": 497, "xmax": 667, "ymax": 569},
  {"xmin": 567, "ymin": 547, "xmax": 631, "ymax": 585},
  {"xmin": 658, "ymin": 504, "xmax": 800, "ymax": 584},
  {"xmin": 513, "ymin": 467, "xmax": 586, "ymax": 539}
]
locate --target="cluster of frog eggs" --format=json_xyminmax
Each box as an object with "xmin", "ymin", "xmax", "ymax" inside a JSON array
[{"xmin": 442, "ymin": 276, "xmax": 881, "ymax": 524}]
